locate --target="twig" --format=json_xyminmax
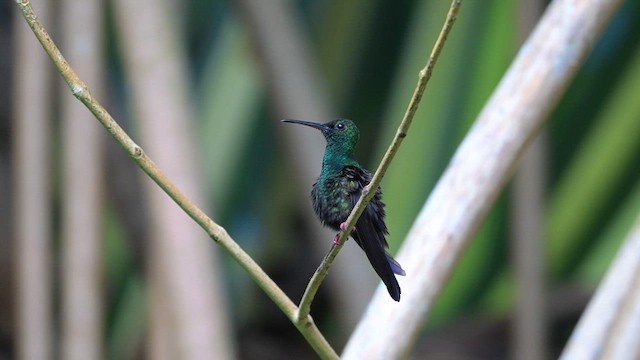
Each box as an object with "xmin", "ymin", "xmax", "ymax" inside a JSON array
[
  {"xmin": 296, "ymin": 0, "xmax": 462, "ymax": 321},
  {"xmin": 15, "ymin": 1, "xmax": 337, "ymax": 358}
]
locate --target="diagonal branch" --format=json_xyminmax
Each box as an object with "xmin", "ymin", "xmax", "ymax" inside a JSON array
[
  {"xmin": 296, "ymin": 0, "xmax": 462, "ymax": 321},
  {"xmin": 15, "ymin": 1, "xmax": 337, "ymax": 358}
]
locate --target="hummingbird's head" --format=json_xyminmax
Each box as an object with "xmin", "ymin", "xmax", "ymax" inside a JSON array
[{"xmin": 282, "ymin": 118, "xmax": 359, "ymax": 151}]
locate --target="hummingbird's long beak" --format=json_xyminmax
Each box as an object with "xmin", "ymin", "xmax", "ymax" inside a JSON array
[{"xmin": 281, "ymin": 119, "xmax": 328, "ymax": 131}]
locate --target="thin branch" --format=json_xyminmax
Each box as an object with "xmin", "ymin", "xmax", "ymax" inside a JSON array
[
  {"xmin": 296, "ymin": 0, "xmax": 462, "ymax": 321},
  {"xmin": 15, "ymin": 1, "xmax": 337, "ymax": 358}
]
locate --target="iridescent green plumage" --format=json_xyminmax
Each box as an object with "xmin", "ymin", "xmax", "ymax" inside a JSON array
[{"xmin": 283, "ymin": 118, "xmax": 405, "ymax": 301}]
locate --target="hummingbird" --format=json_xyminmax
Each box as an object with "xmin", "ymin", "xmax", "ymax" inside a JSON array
[{"xmin": 283, "ymin": 118, "xmax": 405, "ymax": 302}]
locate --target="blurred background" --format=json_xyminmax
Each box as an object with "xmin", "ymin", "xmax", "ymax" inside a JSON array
[{"xmin": 2, "ymin": 0, "xmax": 640, "ymax": 359}]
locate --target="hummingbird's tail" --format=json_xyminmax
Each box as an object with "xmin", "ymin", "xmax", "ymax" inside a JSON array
[
  {"xmin": 386, "ymin": 252, "xmax": 406, "ymax": 276},
  {"xmin": 353, "ymin": 214, "xmax": 404, "ymax": 302}
]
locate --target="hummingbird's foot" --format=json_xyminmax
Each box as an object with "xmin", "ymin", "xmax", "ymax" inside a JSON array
[
  {"xmin": 339, "ymin": 222, "xmax": 356, "ymax": 231},
  {"xmin": 334, "ymin": 222, "xmax": 356, "ymax": 244},
  {"xmin": 334, "ymin": 233, "xmax": 341, "ymax": 245}
]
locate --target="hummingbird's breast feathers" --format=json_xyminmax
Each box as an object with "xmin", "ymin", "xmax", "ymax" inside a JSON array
[
  {"xmin": 311, "ymin": 165, "xmax": 385, "ymax": 231},
  {"xmin": 311, "ymin": 171, "xmax": 357, "ymax": 230}
]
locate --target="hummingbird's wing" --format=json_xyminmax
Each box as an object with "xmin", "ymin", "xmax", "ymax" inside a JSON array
[{"xmin": 342, "ymin": 165, "xmax": 404, "ymax": 301}]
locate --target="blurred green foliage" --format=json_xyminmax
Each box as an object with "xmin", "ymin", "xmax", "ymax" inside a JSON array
[{"xmin": 101, "ymin": 0, "xmax": 640, "ymax": 354}]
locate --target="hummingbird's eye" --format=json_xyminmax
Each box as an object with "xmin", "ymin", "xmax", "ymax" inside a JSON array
[{"xmin": 336, "ymin": 122, "xmax": 345, "ymax": 130}]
